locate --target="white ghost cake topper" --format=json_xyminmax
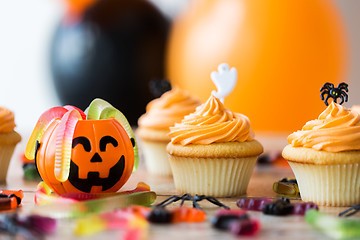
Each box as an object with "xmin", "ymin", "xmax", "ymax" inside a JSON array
[{"xmin": 211, "ymin": 63, "xmax": 237, "ymax": 104}]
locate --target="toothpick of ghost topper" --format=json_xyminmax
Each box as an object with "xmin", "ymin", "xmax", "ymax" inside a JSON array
[{"xmin": 211, "ymin": 63, "xmax": 237, "ymax": 104}]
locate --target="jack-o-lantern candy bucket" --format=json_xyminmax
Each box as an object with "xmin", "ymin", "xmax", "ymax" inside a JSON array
[{"xmin": 25, "ymin": 99, "xmax": 138, "ymax": 195}]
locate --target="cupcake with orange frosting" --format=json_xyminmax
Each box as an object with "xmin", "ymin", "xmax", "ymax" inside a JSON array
[
  {"xmin": 282, "ymin": 101, "xmax": 360, "ymax": 206},
  {"xmin": 137, "ymin": 88, "xmax": 201, "ymax": 175},
  {"xmin": 167, "ymin": 95, "xmax": 263, "ymax": 197},
  {"xmin": 0, "ymin": 107, "xmax": 21, "ymax": 183}
]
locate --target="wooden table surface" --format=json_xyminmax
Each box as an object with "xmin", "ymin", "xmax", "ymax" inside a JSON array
[{"xmin": 0, "ymin": 134, "xmax": 358, "ymax": 240}]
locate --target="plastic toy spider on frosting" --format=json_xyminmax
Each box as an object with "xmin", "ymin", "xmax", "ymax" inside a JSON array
[
  {"xmin": 320, "ymin": 82, "xmax": 348, "ymax": 106},
  {"xmin": 25, "ymin": 99, "xmax": 138, "ymax": 195}
]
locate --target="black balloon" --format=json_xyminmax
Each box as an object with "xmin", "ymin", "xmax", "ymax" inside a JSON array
[{"xmin": 50, "ymin": 0, "xmax": 169, "ymax": 125}]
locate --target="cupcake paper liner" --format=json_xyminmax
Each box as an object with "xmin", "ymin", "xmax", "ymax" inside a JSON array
[
  {"xmin": 0, "ymin": 144, "xmax": 16, "ymax": 183},
  {"xmin": 168, "ymin": 155, "xmax": 258, "ymax": 197},
  {"xmin": 288, "ymin": 161, "xmax": 360, "ymax": 206},
  {"xmin": 141, "ymin": 140, "xmax": 172, "ymax": 176}
]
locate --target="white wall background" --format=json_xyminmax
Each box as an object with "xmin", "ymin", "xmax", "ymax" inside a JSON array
[{"xmin": 0, "ymin": 0, "xmax": 359, "ymax": 136}]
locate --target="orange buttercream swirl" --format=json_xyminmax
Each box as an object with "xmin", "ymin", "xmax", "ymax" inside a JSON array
[
  {"xmin": 351, "ymin": 105, "xmax": 360, "ymax": 114},
  {"xmin": 138, "ymin": 88, "xmax": 201, "ymax": 130},
  {"xmin": 288, "ymin": 102, "xmax": 360, "ymax": 152},
  {"xmin": 169, "ymin": 95, "xmax": 254, "ymax": 145},
  {"xmin": 0, "ymin": 107, "xmax": 16, "ymax": 133}
]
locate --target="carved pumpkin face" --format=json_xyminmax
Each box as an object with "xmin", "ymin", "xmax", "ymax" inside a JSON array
[{"xmin": 36, "ymin": 118, "xmax": 134, "ymax": 195}]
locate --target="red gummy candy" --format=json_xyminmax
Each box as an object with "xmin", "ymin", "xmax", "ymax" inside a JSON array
[
  {"xmin": 215, "ymin": 209, "xmax": 246, "ymax": 217},
  {"xmin": 237, "ymin": 198, "xmax": 272, "ymax": 211},
  {"xmin": 292, "ymin": 202, "xmax": 318, "ymax": 215},
  {"xmin": 172, "ymin": 206, "xmax": 206, "ymax": 223},
  {"xmin": 229, "ymin": 219, "xmax": 260, "ymax": 236}
]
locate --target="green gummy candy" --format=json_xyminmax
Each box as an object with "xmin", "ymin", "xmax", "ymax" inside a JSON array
[
  {"xmin": 23, "ymin": 164, "xmax": 41, "ymax": 181},
  {"xmin": 305, "ymin": 209, "xmax": 360, "ymax": 239}
]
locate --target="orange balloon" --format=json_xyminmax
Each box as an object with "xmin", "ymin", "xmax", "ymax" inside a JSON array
[{"xmin": 167, "ymin": 0, "xmax": 348, "ymax": 133}]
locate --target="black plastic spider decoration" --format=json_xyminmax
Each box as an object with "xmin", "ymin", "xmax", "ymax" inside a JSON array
[
  {"xmin": 156, "ymin": 193, "xmax": 230, "ymax": 210},
  {"xmin": 339, "ymin": 203, "xmax": 360, "ymax": 217},
  {"xmin": 147, "ymin": 194, "xmax": 229, "ymax": 223},
  {"xmin": 149, "ymin": 79, "xmax": 172, "ymax": 98},
  {"xmin": 320, "ymin": 82, "xmax": 348, "ymax": 106}
]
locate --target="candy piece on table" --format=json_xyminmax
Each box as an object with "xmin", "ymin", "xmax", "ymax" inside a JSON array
[
  {"xmin": 123, "ymin": 205, "xmax": 151, "ymax": 219},
  {"xmin": 147, "ymin": 207, "xmax": 173, "ymax": 224},
  {"xmin": 0, "ymin": 213, "xmax": 56, "ymax": 238},
  {"xmin": 292, "ymin": 202, "xmax": 318, "ymax": 215},
  {"xmin": 35, "ymin": 182, "xmax": 77, "ymax": 205},
  {"xmin": 123, "ymin": 182, "xmax": 150, "ymax": 194},
  {"xmin": 60, "ymin": 182, "xmax": 151, "ymax": 201},
  {"xmin": 215, "ymin": 209, "xmax": 247, "ymax": 217},
  {"xmin": 0, "ymin": 197, "xmax": 17, "ymax": 211},
  {"xmin": 35, "ymin": 182, "xmax": 154, "ymax": 211},
  {"xmin": 25, "ymin": 106, "xmax": 68, "ymax": 160},
  {"xmin": 24, "ymin": 215, "xmax": 57, "ymax": 234},
  {"xmin": 172, "ymin": 206, "xmax": 206, "ymax": 223},
  {"xmin": 262, "ymin": 198, "xmax": 294, "ymax": 216},
  {"xmin": 21, "ymin": 154, "xmax": 42, "ymax": 181},
  {"xmin": 0, "ymin": 189, "xmax": 24, "ymax": 210},
  {"xmin": 236, "ymin": 198, "xmax": 273, "ymax": 211},
  {"xmin": 23, "ymin": 163, "xmax": 42, "ymax": 181},
  {"xmin": 75, "ymin": 208, "xmax": 149, "ymax": 237},
  {"xmin": 33, "ymin": 190, "xmax": 156, "ymax": 218},
  {"xmin": 123, "ymin": 228, "xmax": 145, "ymax": 240},
  {"xmin": 110, "ymin": 209, "xmax": 149, "ymax": 233},
  {"xmin": 229, "ymin": 219, "xmax": 260, "ymax": 236},
  {"xmin": 126, "ymin": 215, "xmax": 149, "ymax": 240},
  {"xmin": 0, "ymin": 190, "xmax": 24, "ymax": 205},
  {"xmin": 211, "ymin": 210, "xmax": 249, "ymax": 230},
  {"xmin": 273, "ymin": 178, "xmax": 300, "ymax": 198},
  {"xmin": 74, "ymin": 215, "xmax": 108, "ymax": 236},
  {"xmin": 306, "ymin": 209, "xmax": 360, "ymax": 239}
]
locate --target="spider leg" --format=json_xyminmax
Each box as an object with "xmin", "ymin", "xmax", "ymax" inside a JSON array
[
  {"xmin": 320, "ymin": 86, "xmax": 330, "ymax": 92},
  {"xmin": 324, "ymin": 94, "xmax": 330, "ymax": 106},
  {"xmin": 337, "ymin": 82, "xmax": 349, "ymax": 92},
  {"xmin": 192, "ymin": 195, "xmax": 203, "ymax": 209},
  {"xmin": 156, "ymin": 195, "xmax": 182, "ymax": 208},
  {"xmin": 320, "ymin": 90, "xmax": 328, "ymax": 100},
  {"xmin": 339, "ymin": 95, "xmax": 345, "ymax": 105},
  {"xmin": 339, "ymin": 204, "xmax": 360, "ymax": 217},
  {"xmin": 180, "ymin": 193, "xmax": 193, "ymax": 206},
  {"xmin": 203, "ymin": 196, "xmax": 230, "ymax": 209},
  {"xmin": 320, "ymin": 82, "xmax": 333, "ymax": 92},
  {"xmin": 341, "ymin": 91, "xmax": 348, "ymax": 103}
]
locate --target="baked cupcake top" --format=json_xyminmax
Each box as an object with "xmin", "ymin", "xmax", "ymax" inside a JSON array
[
  {"xmin": 287, "ymin": 102, "xmax": 360, "ymax": 152},
  {"xmin": 138, "ymin": 88, "xmax": 201, "ymax": 131},
  {"xmin": 169, "ymin": 95, "xmax": 254, "ymax": 145},
  {"xmin": 0, "ymin": 107, "xmax": 16, "ymax": 133}
]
